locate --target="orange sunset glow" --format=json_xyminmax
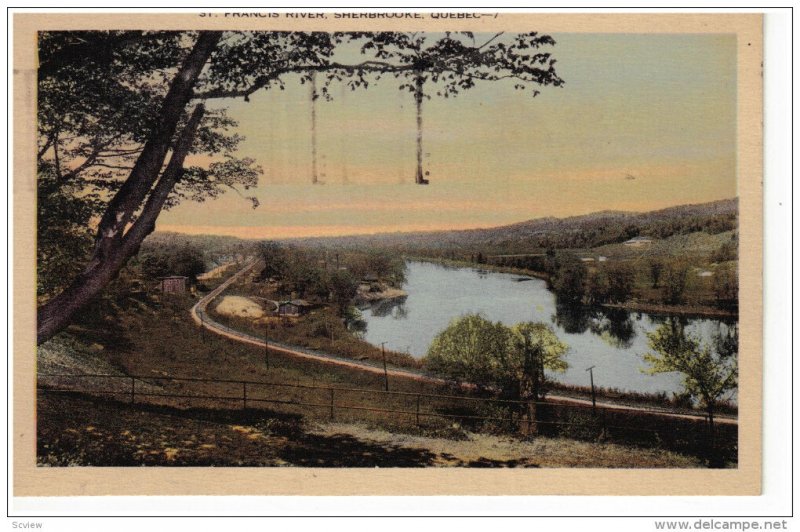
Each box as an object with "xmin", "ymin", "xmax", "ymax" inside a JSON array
[{"xmin": 157, "ymin": 32, "xmax": 737, "ymax": 240}]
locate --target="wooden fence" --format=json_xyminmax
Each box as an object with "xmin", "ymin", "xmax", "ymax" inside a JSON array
[{"xmin": 36, "ymin": 372, "xmax": 736, "ymax": 460}]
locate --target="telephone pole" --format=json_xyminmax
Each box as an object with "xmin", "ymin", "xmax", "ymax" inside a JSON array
[
  {"xmin": 586, "ymin": 365, "xmax": 597, "ymax": 415},
  {"xmin": 380, "ymin": 342, "xmax": 389, "ymax": 392},
  {"xmin": 264, "ymin": 320, "xmax": 270, "ymax": 370}
]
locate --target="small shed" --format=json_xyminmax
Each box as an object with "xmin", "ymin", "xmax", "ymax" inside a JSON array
[
  {"xmin": 278, "ymin": 299, "xmax": 313, "ymax": 317},
  {"xmin": 160, "ymin": 276, "xmax": 188, "ymax": 294}
]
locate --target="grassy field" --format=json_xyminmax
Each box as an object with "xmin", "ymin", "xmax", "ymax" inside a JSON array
[{"xmin": 38, "ymin": 392, "xmax": 705, "ymax": 468}]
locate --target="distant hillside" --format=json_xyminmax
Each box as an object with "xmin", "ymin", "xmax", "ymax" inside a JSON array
[
  {"xmin": 292, "ymin": 198, "xmax": 738, "ymax": 255},
  {"xmin": 149, "ymin": 198, "xmax": 737, "ymax": 258}
]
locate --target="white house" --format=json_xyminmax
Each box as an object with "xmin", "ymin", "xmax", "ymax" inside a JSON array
[{"xmin": 623, "ymin": 236, "xmax": 654, "ymax": 247}]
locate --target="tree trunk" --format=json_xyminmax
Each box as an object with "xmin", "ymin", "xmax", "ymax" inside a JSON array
[
  {"xmin": 36, "ymin": 254, "xmax": 132, "ymax": 345},
  {"xmin": 35, "ymin": 33, "xmax": 219, "ymax": 344},
  {"xmin": 707, "ymin": 404, "xmax": 717, "ymax": 465},
  {"xmin": 37, "ymin": 105, "xmax": 205, "ymax": 344},
  {"xmin": 524, "ymin": 347, "xmax": 540, "ymax": 436},
  {"xmin": 94, "ymin": 31, "xmax": 220, "ymax": 261}
]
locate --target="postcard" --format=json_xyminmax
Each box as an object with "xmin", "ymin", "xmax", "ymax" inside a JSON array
[{"xmin": 13, "ymin": 11, "xmax": 762, "ymax": 496}]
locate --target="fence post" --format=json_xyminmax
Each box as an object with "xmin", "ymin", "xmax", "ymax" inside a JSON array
[
  {"xmin": 243, "ymin": 382, "xmax": 248, "ymax": 410},
  {"xmin": 329, "ymin": 388, "xmax": 335, "ymax": 421},
  {"xmin": 130, "ymin": 377, "xmax": 135, "ymax": 405},
  {"xmin": 601, "ymin": 407, "xmax": 608, "ymax": 439},
  {"xmin": 527, "ymin": 400, "xmax": 537, "ymax": 436},
  {"xmin": 416, "ymin": 394, "xmax": 421, "ymax": 427},
  {"xmin": 380, "ymin": 342, "xmax": 389, "ymax": 392}
]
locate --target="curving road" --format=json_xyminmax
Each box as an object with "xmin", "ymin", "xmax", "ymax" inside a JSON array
[{"xmin": 191, "ymin": 260, "xmax": 737, "ymax": 426}]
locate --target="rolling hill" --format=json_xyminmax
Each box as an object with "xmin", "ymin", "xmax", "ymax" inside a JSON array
[{"xmin": 290, "ymin": 198, "xmax": 738, "ymax": 256}]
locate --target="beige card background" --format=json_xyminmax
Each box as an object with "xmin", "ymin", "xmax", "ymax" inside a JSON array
[{"xmin": 13, "ymin": 12, "xmax": 763, "ymax": 496}]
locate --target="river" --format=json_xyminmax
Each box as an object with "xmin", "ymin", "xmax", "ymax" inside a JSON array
[{"xmin": 361, "ymin": 261, "xmax": 736, "ymax": 397}]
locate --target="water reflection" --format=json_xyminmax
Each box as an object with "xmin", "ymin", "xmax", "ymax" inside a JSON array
[
  {"xmin": 551, "ymin": 304, "xmax": 636, "ymax": 349},
  {"xmin": 360, "ymin": 261, "xmax": 735, "ymax": 395},
  {"xmin": 366, "ymin": 297, "xmax": 408, "ymax": 319},
  {"xmin": 551, "ymin": 302, "xmax": 593, "ymax": 334},
  {"xmin": 588, "ymin": 308, "xmax": 637, "ymax": 349}
]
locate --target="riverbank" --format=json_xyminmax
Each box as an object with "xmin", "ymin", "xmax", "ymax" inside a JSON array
[
  {"xmin": 405, "ymin": 255, "xmax": 550, "ymax": 281},
  {"xmin": 205, "ymin": 261, "xmax": 737, "ymax": 417},
  {"xmin": 602, "ymin": 301, "xmax": 737, "ymax": 320},
  {"xmin": 355, "ymin": 285, "xmax": 408, "ymax": 304},
  {"xmin": 407, "ymin": 256, "xmax": 737, "ymax": 320}
]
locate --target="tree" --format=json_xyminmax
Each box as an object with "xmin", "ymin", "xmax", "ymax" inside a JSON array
[
  {"xmin": 169, "ymin": 245, "xmax": 207, "ymax": 282},
  {"xmin": 36, "ymin": 30, "xmax": 564, "ymax": 344},
  {"xmin": 586, "ymin": 262, "xmax": 636, "ymax": 305},
  {"xmin": 643, "ymin": 318, "xmax": 737, "ymax": 462},
  {"xmin": 603, "ymin": 262, "xmax": 636, "ymax": 303},
  {"xmin": 139, "ymin": 253, "xmax": 171, "ymax": 281},
  {"xmin": 712, "ymin": 263, "xmax": 738, "ymax": 310},
  {"xmin": 649, "ymin": 259, "xmax": 664, "ymax": 289},
  {"xmin": 137, "ymin": 243, "xmax": 205, "ymax": 284},
  {"xmin": 37, "ymin": 163, "xmax": 96, "ymax": 300},
  {"xmin": 507, "ymin": 323, "xmax": 568, "ymax": 397},
  {"xmin": 328, "ymin": 269, "xmax": 358, "ymax": 314},
  {"xmin": 660, "ymin": 261, "xmax": 691, "ymax": 305},
  {"xmin": 258, "ymin": 241, "xmax": 287, "ymax": 282},
  {"xmin": 282, "ymin": 255, "xmax": 326, "ymax": 299},
  {"xmin": 550, "ymin": 252, "xmax": 587, "ymax": 303},
  {"xmin": 426, "ymin": 315, "xmax": 569, "ymax": 434},
  {"xmin": 426, "ymin": 314, "xmax": 512, "ymax": 389},
  {"xmin": 507, "ymin": 322, "xmax": 569, "ymax": 433},
  {"xmin": 709, "ymin": 238, "xmax": 737, "ymax": 263},
  {"xmin": 354, "ymin": 250, "xmax": 407, "ymax": 287}
]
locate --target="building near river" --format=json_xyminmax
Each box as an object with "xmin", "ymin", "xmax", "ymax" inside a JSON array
[
  {"xmin": 278, "ymin": 299, "xmax": 313, "ymax": 317},
  {"xmin": 159, "ymin": 276, "xmax": 187, "ymax": 294},
  {"xmin": 623, "ymin": 236, "xmax": 654, "ymax": 247}
]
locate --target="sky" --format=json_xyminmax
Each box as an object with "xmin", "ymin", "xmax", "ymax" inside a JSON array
[{"xmin": 157, "ymin": 32, "xmax": 737, "ymax": 239}]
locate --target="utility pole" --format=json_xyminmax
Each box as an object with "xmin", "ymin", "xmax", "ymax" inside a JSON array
[
  {"xmin": 380, "ymin": 342, "xmax": 389, "ymax": 392},
  {"xmin": 310, "ymin": 71, "xmax": 319, "ymax": 184},
  {"xmin": 586, "ymin": 365, "xmax": 597, "ymax": 415}
]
